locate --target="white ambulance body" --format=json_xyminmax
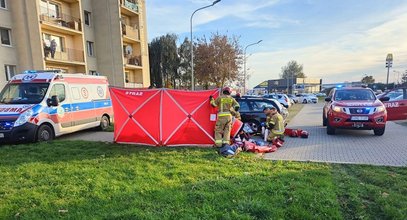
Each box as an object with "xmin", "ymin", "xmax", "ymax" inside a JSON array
[{"xmin": 0, "ymin": 70, "xmax": 113, "ymax": 143}]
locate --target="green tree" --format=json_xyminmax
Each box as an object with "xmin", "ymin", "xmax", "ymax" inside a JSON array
[
  {"xmin": 281, "ymin": 60, "xmax": 306, "ymax": 79},
  {"xmin": 148, "ymin": 34, "xmax": 180, "ymax": 88},
  {"xmin": 178, "ymin": 38, "xmax": 192, "ymax": 89},
  {"xmin": 195, "ymin": 33, "xmax": 242, "ymax": 89},
  {"xmin": 361, "ymin": 75, "xmax": 375, "ymax": 84},
  {"xmin": 149, "ymin": 38, "xmax": 162, "ymax": 88},
  {"xmin": 160, "ymin": 34, "xmax": 180, "ymax": 88}
]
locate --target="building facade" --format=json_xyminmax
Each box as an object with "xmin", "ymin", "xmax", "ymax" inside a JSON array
[
  {"xmin": 0, "ymin": 0, "xmax": 150, "ymax": 88},
  {"xmin": 254, "ymin": 78, "xmax": 322, "ymax": 94}
]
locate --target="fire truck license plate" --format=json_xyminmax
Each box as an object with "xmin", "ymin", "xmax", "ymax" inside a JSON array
[
  {"xmin": 353, "ymin": 123, "xmax": 364, "ymax": 128},
  {"xmin": 351, "ymin": 116, "xmax": 368, "ymax": 121}
]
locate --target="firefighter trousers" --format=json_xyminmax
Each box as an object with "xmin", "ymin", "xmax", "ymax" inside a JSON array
[
  {"xmin": 214, "ymin": 115, "xmax": 232, "ymax": 147},
  {"xmin": 267, "ymin": 130, "xmax": 284, "ymax": 142}
]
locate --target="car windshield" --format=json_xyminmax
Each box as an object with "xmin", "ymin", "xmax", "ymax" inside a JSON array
[
  {"xmin": 0, "ymin": 83, "xmax": 49, "ymax": 104},
  {"xmin": 334, "ymin": 89, "xmax": 376, "ymax": 101}
]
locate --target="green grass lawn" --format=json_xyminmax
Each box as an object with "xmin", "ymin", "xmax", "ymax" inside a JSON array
[{"xmin": 0, "ymin": 141, "xmax": 406, "ymax": 219}]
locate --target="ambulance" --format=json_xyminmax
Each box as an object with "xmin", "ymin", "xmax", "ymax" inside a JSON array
[{"xmin": 0, "ymin": 70, "xmax": 113, "ymax": 143}]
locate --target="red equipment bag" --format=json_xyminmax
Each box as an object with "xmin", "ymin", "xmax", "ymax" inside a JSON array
[
  {"xmin": 290, "ymin": 130, "xmax": 298, "ymax": 137},
  {"xmin": 243, "ymin": 141, "xmax": 278, "ymax": 153},
  {"xmin": 300, "ymin": 130, "xmax": 309, "ymax": 138},
  {"xmin": 272, "ymin": 138, "xmax": 284, "ymax": 148},
  {"xmin": 230, "ymin": 118, "xmax": 244, "ymax": 138}
]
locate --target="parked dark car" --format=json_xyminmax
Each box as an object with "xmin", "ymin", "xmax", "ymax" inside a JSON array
[{"xmin": 236, "ymin": 97, "xmax": 288, "ymax": 133}]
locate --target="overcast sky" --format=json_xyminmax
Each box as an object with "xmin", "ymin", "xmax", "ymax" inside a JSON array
[{"xmin": 146, "ymin": 0, "xmax": 407, "ymax": 88}]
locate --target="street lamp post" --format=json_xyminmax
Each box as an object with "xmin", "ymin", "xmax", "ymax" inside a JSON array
[
  {"xmin": 190, "ymin": 0, "xmax": 221, "ymax": 91},
  {"xmin": 385, "ymin": 53, "xmax": 393, "ymax": 89},
  {"xmin": 243, "ymin": 40, "xmax": 262, "ymax": 94}
]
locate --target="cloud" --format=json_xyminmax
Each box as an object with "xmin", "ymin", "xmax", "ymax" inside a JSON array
[
  {"xmin": 147, "ymin": 0, "xmax": 285, "ymax": 39},
  {"xmin": 248, "ymin": 11, "xmax": 407, "ymax": 87}
]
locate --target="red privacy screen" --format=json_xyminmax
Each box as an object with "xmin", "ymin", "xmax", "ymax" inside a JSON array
[{"xmin": 110, "ymin": 88, "xmax": 219, "ymax": 147}]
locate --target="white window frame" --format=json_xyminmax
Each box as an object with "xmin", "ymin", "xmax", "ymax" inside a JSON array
[
  {"xmin": 4, "ymin": 65, "xmax": 16, "ymax": 81},
  {"xmin": 86, "ymin": 41, "xmax": 95, "ymax": 57},
  {"xmin": 84, "ymin": 10, "xmax": 91, "ymax": 26},
  {"xmin": 0, "ymin": 27, "xmax": 12, "ymax": 46},
  {"xmin": 0, "ymin": 0, "xmax": 7, "ymax": 10}
]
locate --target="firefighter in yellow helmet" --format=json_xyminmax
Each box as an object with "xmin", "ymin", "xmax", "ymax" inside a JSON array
[
  {"xmin": 210, "ymin": 87, "xmax": 240, "ymax": 147},
  {"xmin": 263, "ymin": 106, "xmax": 285, "ymax": 142}
]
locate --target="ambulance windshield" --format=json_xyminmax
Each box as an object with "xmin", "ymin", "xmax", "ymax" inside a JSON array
[{"xmin": 0, "ymin": 83, "xmax": 49, "ymax": 104}]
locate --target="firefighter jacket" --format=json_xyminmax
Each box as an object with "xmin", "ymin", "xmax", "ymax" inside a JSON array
[
  {"xmin": 266, "ymin": 112, "xmax": 285, "ymax": 135},
  {"xmin": 210, "ymin": 94, "xmax": 240, "ymax": 117}
]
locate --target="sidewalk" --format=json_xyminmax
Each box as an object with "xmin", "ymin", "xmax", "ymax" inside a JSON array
[{"xmin": 264, "ymin": 103, "xmax": 407, "ymax": 167}]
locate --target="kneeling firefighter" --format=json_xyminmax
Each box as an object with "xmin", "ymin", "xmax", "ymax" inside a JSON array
[
  {"xmin": 263, "ymin": 106, "xmax": 285, "ymax": 143},
  {"xmin": 210, "ymin": 87, "xmax": 240, "ymax": 147}
]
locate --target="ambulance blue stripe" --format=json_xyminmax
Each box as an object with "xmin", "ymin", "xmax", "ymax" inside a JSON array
[{"xmin": 48, "ymin": 100, "xmax": 112, "ymax": 114}]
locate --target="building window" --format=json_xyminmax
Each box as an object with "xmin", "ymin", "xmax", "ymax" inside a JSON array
[
  {"xmin": 40, "ymin": 0, "xmax": 60, "ymax": 18},
  {"xmin": 89, "ymin": 70, "xmax": 98, "ymax": 76},
  {"xmin": 86, "ymin": 41, "xmax": 94, "ymax": 57},
  {"xmin": 4, "ymin": 65, "xmax": 16, "ymax": 81},
  {"xmin": 0, "ymin": 0, "xmax": 7, "ymax": 9},
  {"xmin": 84, "ymin": 11, "xmax": 91, "ymax": 26},
  {"xmin": 0, "ymin": 27, "xmax": 11, "ymax": 46},
  {"xmin": 43, "ymin": 33, "xmax": 64, "ymax": 53}
]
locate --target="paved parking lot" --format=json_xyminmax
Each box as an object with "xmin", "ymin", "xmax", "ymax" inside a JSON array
[
  {"xmin": 59, "ymin": 131, "xmax": 114, "ymax": 142},
  {"xmin": 264, "ymin": 103, "xmax": 407, "ymax": 167}
]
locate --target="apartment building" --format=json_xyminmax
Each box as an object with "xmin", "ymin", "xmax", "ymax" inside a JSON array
[{"xmin": 0, "ymin": 0, "xmax": 150, "ymax": 88}]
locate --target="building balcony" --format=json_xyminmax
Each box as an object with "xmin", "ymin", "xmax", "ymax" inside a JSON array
[
  {"xmin": 39, "ymin": 8, "xmax": 82, "ymax": 34},
  {"xmin": 122, "ymin": 23, "xmax": 140, "ymax": 41},
  {"xmin": 120, "ymin": 0, "xmax": 139, "ymax": 16},
  {"xmin": 124, "ymin": 54, "xmax": 142, "ymax": 68},
  {"xmin": 44, "ymin": 47, "xmax": 85, "ymax": 64},
  {"xmin": 125, "ymin": 82, "xmax": 143, "ymax": 88}
]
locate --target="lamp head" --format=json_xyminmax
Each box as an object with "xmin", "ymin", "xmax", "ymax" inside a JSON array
[{"xmin": 212, "ymin": 0, "xmax": 221, "ymax": 5}]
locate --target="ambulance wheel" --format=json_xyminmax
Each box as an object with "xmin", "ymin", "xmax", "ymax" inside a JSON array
[
  {"xmin": 374, "ymin": 127, "xmax": 385, "ymax": 136},
  {"xmin": 37, "ymin": 124, "xmax": 54, "ymax": 142},
  {"xmin": 99, "ymin": 115, "xmax": 110, "ymax": 131}
]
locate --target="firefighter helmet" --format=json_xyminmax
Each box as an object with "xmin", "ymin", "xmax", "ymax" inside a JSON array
[
  {"xmin": 300, "ymin": 130, "xmax": 309, "ymax": 138},
  {"xmin": 222, "ymin": 87, "xmax": 231, "ymax": 95}
]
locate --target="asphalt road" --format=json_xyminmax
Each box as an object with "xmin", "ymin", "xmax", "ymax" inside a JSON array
[{"xmin": 264, "ymin": 103, "xmax": 407, "ymax": 167}]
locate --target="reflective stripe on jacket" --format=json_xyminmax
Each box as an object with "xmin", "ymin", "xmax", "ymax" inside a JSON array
[{"xmin": 210, "ymin": 94, "xmax": 239, "ymax": 117}]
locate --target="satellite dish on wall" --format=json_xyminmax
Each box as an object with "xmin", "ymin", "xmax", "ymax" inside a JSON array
[{"xmin": 125, "ymin": 45, "xmax": 133, "ymax": 55}]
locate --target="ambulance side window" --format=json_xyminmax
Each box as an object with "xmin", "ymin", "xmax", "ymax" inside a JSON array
[
  {"xmin": 71, "ymin": 87, "xmax": 81, "ymax": 100},
  {"xmin": 49, "ymin": 84, "xmax": 66, "ymax": 102}
]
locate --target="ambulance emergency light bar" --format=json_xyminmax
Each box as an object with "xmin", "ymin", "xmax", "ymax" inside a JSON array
[{"xmin": 22, "ymin": 70, "xmax": 62, "ymax": 74}]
